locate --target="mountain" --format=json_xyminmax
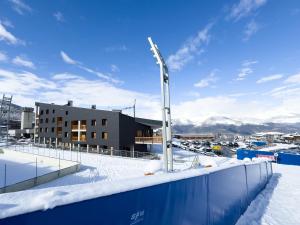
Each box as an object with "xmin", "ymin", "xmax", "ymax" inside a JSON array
[{"xmin": 172, "ymin": 116, "xmax": 300, "ymax": 135}]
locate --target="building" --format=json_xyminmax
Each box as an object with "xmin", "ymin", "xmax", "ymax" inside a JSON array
[
  {"xmin": 252, "ymin": 132, "xmax": 284, "ymax": 142},
  {"xmin": 8, "ymin": 107, "xmax": 34, "ymax": 138},
  {"xmin": 34, "ymin": 101, "xmax": 161, "ymax": 152}
]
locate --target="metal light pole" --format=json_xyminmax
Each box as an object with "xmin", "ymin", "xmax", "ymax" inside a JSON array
[{"xmin": 148, "ymin": 37, "xmax": 173, "ymax": 172}]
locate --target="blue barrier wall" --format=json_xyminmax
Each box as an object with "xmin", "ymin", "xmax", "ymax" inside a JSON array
[
  {"xmin": 237, "ymin": 149, "xmax": 300, "ymax": 166},
  {"xmin": 0, "ymin": 162, "xmax": 272, "ymax": 225}
]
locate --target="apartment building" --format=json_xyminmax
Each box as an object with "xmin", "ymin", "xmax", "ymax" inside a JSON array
[{"xmin": 34, "ymin": 101, "xmax": 161, "ymax": 152}]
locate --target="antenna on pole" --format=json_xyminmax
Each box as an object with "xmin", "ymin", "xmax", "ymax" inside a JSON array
[
  {"xmin": 119, "ymin": 99, "xmax": 136, "ymax": 118},
  {"xmin": 148, "ymin": 37, "xmax": 173, "ymax": 172}
]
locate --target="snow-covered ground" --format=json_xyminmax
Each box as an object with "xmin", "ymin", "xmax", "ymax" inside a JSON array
[
  {"xmin": 0, "ymin": 144, "xmax": 244, "ymax": 219},
  {"xmin": 258, "ymin": 143, "xmax": 298, "ymax": 152},
  {"xmin": 236, "ymin": 163, "xmax": 300, "ymax": 225},
  {"xmin": 0, "ymin": 150, "xmax": 75, "ymax": 187}
]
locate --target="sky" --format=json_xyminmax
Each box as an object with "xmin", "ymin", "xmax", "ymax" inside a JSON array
[{"xmin": 0, "ymin": 0, "xmax": 300, "ymax": 125}]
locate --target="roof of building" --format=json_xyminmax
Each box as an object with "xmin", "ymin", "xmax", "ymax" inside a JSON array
[{"xmin": 135, "ymin": 117, "xmax": 162, "ymax": 129}]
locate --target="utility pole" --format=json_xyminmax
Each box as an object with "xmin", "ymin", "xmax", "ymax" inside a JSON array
[{"xmin": 148, "ymin": 37, "xmax": 173, "ymax": 172}]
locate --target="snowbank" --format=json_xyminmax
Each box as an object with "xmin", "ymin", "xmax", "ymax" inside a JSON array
[{"xmin": 236, "ymin": 163, "xmax": 300, "ymax": 225}]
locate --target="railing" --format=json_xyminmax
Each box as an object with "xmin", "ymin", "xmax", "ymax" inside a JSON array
[
  {"xmin": 71, "ymin": 137, "xmax": 86, "ymax": 142},
  {"xmin": 135, "ymin": 136, "xmax": 163, "ymax": 144},
  {"xmin": 72, "ymin": 125, "xmax": 78, "ymax": 130},
  {"xmin": 72, "ymin": 137, "xmax": 78, "ymax": 141},
  {"xmin": 71, "ymin": 125, "xmax": 87, "ymax": 130},
  {"xmin": 18, "ymin": 143, "xmax": 160, "ymax": 160},
  {"xmin": 80, "ymin": 125, "xmax": 87, "ymax": 130}
]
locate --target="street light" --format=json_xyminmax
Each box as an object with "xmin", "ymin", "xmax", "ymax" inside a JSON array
[{"xmin": 148, "ymin": 37, "xmax": 173, "ymax": 172}]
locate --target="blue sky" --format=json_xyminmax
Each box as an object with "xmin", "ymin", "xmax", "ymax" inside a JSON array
[{"xmin": 0, "ymin": 0, "xmax": 300, "ymax": 124}]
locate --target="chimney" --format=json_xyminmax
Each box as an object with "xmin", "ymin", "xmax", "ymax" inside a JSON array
[{"xmin": 67, "ymin": 100, "xmax": 73, "ymax": 106}]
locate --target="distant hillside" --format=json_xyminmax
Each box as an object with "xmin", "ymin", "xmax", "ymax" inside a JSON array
[{"xmin": 173, "ymin": 121, "xmax": 300, "ymax": 135}]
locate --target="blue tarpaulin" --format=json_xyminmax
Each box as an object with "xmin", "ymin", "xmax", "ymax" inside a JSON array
[{"xmin": 0, "ymin": 162, "xmax": 272, "ymax": 225}]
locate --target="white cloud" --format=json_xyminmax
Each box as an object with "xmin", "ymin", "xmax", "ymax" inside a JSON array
[
  {"xmin": 60, "ymin": 51, "xmax": 121, "ymax": 84},
  {"xmin": 0, "ymin": 19, "xmax": 14, "ymax": 28},
  {"xmin": 284, "ymin": 73, "xmax": 300, "ymax": 84},
  {"xmin": 236, "ymin": 60, "xmax": 257, "ymax": 80},
  {"xmin": 167, "ymin": 23, "xmax": 213, "ymax": 72},
  {"xmin": 243, "ymin": 20, "xmax": 259, "ymax": 41},
  {"xmin": 2, "ymin": 66, "xmax": 300, "ymax": 124},
  {"xmin": 0, "ymin": 22, "xmax": 20, "ymax": 45},
  {"xmin": 52, "ymin": 73, "xmax": 81, "ymax": 80},
  {"xmin": 0, "ymin": 52, "xmax": 8, "ymax": 62},
  {"xmin": 194, "ymin": 70, "xmax": 218, "ymax": 88},
  {"xmin": 111, "ymin": 64, "xmax": 119, "ymax": 72},
  {"xmin": 9, "ymin": 0, "xmax": 32, "ymax": 15},
  {"xmin": 256, "ymin": 74, "xmax": 283, "ymax": 84},
  {"xmin": 60, "ymin": 51, "xmax": 77, "ymax": 65},
  {"xmin": 229, "ymin": 0, "xmax": 267, "ymax": 21},
  {"xmin": 53, "ymin": 12, "xmax": 65, "ymax": 22},
  {"xmin": 12, "ymin": 56, "xmax": 35, "ymax": 69},
  {"xmin": 0, "ymin": 67, "xmax": 160, "ymax": 119}
]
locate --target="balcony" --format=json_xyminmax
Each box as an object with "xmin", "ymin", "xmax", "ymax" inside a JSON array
[
  {"xmin": 71, "ymin": 132, "xmax": 86, "ymax": 142},
  {"xmin": 135, "ymin": 136, "xmax": 162, "ymax": 144}
]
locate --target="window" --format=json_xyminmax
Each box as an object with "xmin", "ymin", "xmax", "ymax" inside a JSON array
[
  {"xmin": 65, "ymin": 111, "xmax": 69, "ymax": 115},
  {"xmin": 91, "ymin": 132, "xmax": 96, "ymax": 139},
  {"xmin": 102, "ymin": 132, "xmax": 108, "ymax": 140},
  {"xmin": 45, "ymin": 128, "xmax": 48, "ymax": 133},
  {"xmin": 39, "ymin": 128, "xmax": 43, "ymax": 132},
  {"xmin": 45, "ymin": 118, "xmax": 49, "ymax": 123},
  {"xmin": 46, "ymin": 109, "xmax": 49, "ymax": 114},
  {"xmin": 91, "ymin": 119, "xmax": 96, "ymax": 126},
  {"xmin": 64, "ymin": 132, "xmax": 68, "ymax": 138},
  {"xmin": 51, "ymin": 127, "xmax": 55, "ymax": 133},
  {"xmin": 52, "ymin": 109, "xmax": 55, "ymax": 114},
  {"xmin": 52, "ymin": 118, "xmax": 55, "ymax": 123},
  {"xmin": 102, "ymin": 119, "xmax": 107, "ymax": 126},
  {"xmin": 40, "ymin": 118, "xmax": 43, "ymax": 124},
  {"xmin": 65, "ymin": 121, "xmax": 68, "ymax": 127},
  {"xmin": 40, "ymin": 110, "xmax": 44, "ymax": 115}
]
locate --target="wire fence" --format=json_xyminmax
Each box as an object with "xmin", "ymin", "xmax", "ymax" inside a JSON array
[
  {"xmin": 7, "ymin": 143, "xmax": 160, "ymax": 163},
  {"xmin": 1, "ymin": 154, "xmax": 62, "ymax": 189}
]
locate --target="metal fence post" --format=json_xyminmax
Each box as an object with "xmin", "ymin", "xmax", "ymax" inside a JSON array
[
  {"xmin": 4, "ymin": 164, "xmax": 7, "ymax": 188},
  {"xmin": 35, "ymin": 157, "xmax": 37, "ymax": 178}
]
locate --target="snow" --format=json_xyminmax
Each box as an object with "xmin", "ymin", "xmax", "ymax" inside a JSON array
[
  {"xmin": 144, "ymin": 160, "xmax": 163, "ymax": 174},
  {"xmin": 0, "ymin": 150, "xmax": 76, "ymax": 187},
  {"xmin": 236, "ymin": 163, "xmax": 300, "ymax": 225},
  {"xmin": 258, "ymin": 143, "xmax": 298, "ymax": 152},
  {"xmin": 0, "ymin": 144, "xmax": 247, "ymax": 219}
]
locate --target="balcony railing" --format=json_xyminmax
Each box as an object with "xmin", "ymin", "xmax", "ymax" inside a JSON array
[
  {"xmin": 71, "ymin": 125, "xmax": 87, "ymax": 130},
  {"xmin": 71, "ymin": 136, "xmax": 86, "ymax": 142},
  {"xmin": 135, "ymin": 136, "xmax": 162, "ymax": 144}
]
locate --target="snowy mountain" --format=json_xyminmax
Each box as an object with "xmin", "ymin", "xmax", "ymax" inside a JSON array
[
  {"xmin": 172, "ymin": 116, "xmax": 300, "ymax": 135},
  {"xmin": 201, "ymin": 116, "xmax": 244, "ymax": 126}
]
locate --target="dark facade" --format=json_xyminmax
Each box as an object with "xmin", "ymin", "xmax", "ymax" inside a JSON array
[{"xmin": 34, "ymin": 102, "xmax": 160, "ymax": 151}]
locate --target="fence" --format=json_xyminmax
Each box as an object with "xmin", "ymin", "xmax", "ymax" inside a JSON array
[
  {"xmin": 0, "ymin": 163, "xmax": 80, "ymax": 194},
  {"xmin": 237, "ymin": 149, "xmax": 300, "ymax": 166},
  {"xmin": 0, "ymin": 150, "xmax": 80, "ymax": 193},
  {"xmin": 0, "ymin": 161, "xmax": 272, "ymax": 225},
  {"xmin": 10, "ymin": 144, "xmax": 159, "ymax": 161}
]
